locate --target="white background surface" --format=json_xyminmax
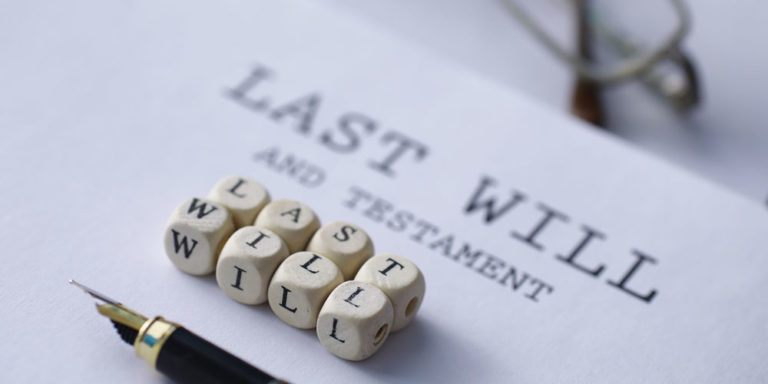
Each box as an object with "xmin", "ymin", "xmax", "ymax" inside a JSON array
[
  {"xmin": 319, "ymin": 0, "xmax": 768, "ymax": 203},
  {"xmin": 1, "ymin": 0, "xmax": 767, "ymax": 382}
]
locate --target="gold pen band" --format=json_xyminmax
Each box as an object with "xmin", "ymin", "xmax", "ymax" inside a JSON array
[{"xmin": 134, "ymin": 316, "xmax": 179, "ymax": 368}]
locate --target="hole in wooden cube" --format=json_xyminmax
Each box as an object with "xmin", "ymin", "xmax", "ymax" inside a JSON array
[
  {"xmin": 306, "ymin": 221, "xmax": 374, "ymax": 279},
  {"xmin": 208, "ymin": 176, "xmax": 270, "ymax": 228},
  {"xmin": 254, "ymin": 200, "xmax": 321, "ymax": 253},
  {"xmin": 373, "ymin": 324, "xmax": 388, "ymax": 346},
  {"xmin": 267, "ymin": 252, "xmax": 343, "ymax": 329},
  {"xmin": 405, "ymin": 297, "xmax": 418, "ymax": 317},
  {"xmin": 163, "ymin": 197, "xmax": 234, "ymax": 275},
  {"xmin": 216, "ymin": 226, "xmax": 289, "ymax": 305},
  {"xmin": 316, "ymin": 281, "xmax": 394, "ymax": 361},
  {"xmin": 354, "ymin": 254, "xmax": 425, "ymax": 332}
]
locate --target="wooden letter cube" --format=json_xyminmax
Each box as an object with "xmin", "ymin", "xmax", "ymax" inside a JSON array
[
  {"xmin": 216, "ymin": 226, "xmax": 289, "ymax": 305},
  {"xmin": 306, "ymin": 221, "xmax": 374, "ymax": 279},
  {"xmin": 163, "ymin": 197, "xmax": 234, "ymax": 275},
  {"xmin": 316, "ymin": 281, "xmax": 394, "ymax": 361},
  {"xmin": 254, "ymin": 199, "xmax": 321, "ymax": 253},
  {"xmin": 207, "ymin": 176, "xmax": 270, "ymax": 228},
  {"xmin": 267, "ymin": 252, "xmax": 343, "ymax": 329},
  {"xmin": 354, "ymin": 254, "xmax": 425, "ymax": 332}
]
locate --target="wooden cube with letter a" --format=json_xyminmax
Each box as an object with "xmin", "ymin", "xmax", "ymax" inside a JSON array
[
  {"xmin": 254, "ymin": 200, "xmax": 321, "ymax": 253},
  {"xmin": 163, "ymin": 197, "xmax": 234, "ymax": 275}
]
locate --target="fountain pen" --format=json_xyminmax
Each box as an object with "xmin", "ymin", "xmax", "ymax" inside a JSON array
[{"xmin": 70, "ymin": 280, "xmax": 287, "ymax": 384}]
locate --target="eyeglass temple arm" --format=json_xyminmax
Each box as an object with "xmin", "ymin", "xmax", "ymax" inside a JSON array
[
  {"xmin": 570, "ymin": 0, "xmax": 605, "ymax": 127},
  {"xmin": 501, "ymin": 0, "xmax": 692, "ymax": 84},
  {"xmin": 645, "ymin": 48, "xmax": 701, "ymax": 112}
]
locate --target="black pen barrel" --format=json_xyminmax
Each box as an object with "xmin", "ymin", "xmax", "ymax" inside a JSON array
[{"xmin": 156, "ymin": 327, "xmax": 281, "ymax": 384}]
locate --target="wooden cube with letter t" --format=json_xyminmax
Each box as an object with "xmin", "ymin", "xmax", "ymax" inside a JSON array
[{"xmin": 355, "ymin": 254, "xmax": 425, "ymax": 332}]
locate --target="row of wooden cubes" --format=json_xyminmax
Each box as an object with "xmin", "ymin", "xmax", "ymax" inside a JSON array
[{"xmin": 163, "ymin": 176, "xmax": 425, "ymax": 360}]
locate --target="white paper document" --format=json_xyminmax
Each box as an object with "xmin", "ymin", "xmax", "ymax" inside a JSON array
[{"xmin": 1, "ymin": 0, "xmax": 766, "ymax": 382}]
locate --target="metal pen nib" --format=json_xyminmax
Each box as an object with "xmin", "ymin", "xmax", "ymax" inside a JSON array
[
  {"xmin": 69, "ymin": 279, "xmax": 147, "ymax": 344},
  {"xmin": 69, "ymin": 279, "xmax": 123, "ymax": 306}
]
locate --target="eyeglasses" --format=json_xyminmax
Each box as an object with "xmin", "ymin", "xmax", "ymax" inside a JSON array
[{"xmin": 501, "ymin": 0, "xmax": 700, "ymax": 125}]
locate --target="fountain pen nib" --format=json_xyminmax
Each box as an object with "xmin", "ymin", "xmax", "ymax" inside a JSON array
[
  {"xmin": 69, "ymin": 280, "xmax": 149, "ymax": 345},
  {"xmin": 69, "ymin": 279, "xmax": 123, "ymax": 306}
]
